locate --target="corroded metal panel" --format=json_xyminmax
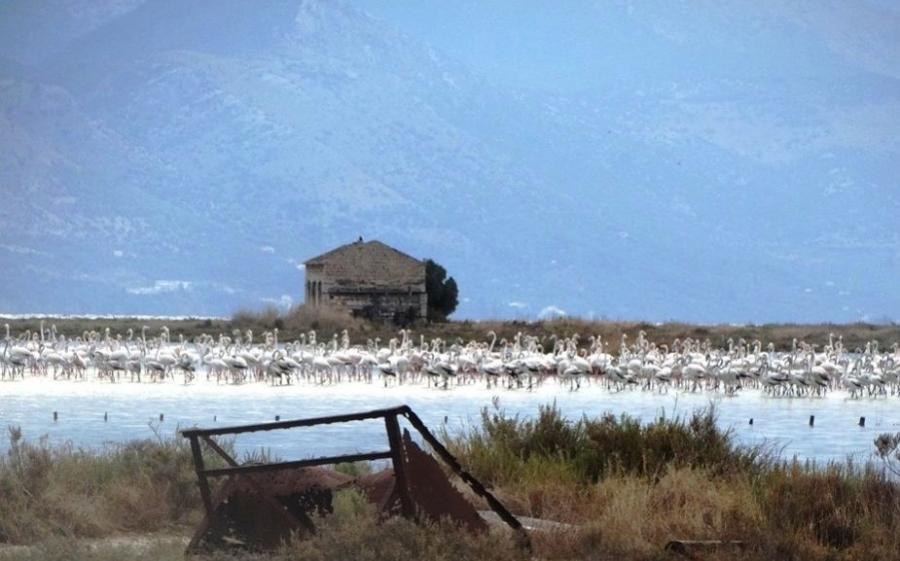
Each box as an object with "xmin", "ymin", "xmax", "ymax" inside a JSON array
[
  {"xmin": 183, "ymin": 406, "xmax": 526, "ymax": 555},
  {"xmin": 402, "ymin": 430, "xmax": 489, "ymax": 533}
]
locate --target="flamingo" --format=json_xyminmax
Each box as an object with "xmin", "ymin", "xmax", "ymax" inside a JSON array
[
  {"xmin": 424, "ymin": 354, "xmax": 457, "ymax": 389},
  {"xmin": 375, "ymin": 360, "xmax": 398, "ymax": 387}
]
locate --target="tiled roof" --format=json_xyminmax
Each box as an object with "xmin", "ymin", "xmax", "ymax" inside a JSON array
[{"xmin": 305, "ymin": 239, "xmax": 424, "ymax": 286}]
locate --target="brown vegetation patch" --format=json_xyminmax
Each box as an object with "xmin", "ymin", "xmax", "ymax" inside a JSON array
[{"xmin": 7, "ymin": 310, "xmax": 900, "ymax": 354}]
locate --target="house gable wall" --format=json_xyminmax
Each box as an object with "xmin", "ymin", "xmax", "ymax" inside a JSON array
[{"xmin": 304, "ymin": 239, "xmax": 427, "ymax": 320}]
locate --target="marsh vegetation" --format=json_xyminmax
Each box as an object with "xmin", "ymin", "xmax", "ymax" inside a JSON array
[{"xmin": 1, "ymin": 403, "xmax": 900, "ymax": 560}]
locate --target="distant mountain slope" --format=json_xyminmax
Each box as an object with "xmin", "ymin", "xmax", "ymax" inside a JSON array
[{"xmin": 1, "ymin": 0, "xmax": 898, "ymax": 322}]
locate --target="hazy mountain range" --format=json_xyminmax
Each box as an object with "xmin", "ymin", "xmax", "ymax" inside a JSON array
[{"xmin": 1, "ymin": 0, "xmax": 898, "ymax": 324}]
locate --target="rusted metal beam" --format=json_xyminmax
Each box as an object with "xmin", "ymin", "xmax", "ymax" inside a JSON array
[
  {"xmin": 201, "ymin": 434, "xmax": 238, "ymax": 467},
  {"xmin": 199, "ymin": 450, "xmax": 393, "ymax": 479},
  {"xmin": 187, "ymin": 434, "xmax": 214, "ymax": 517},
  {"xmin": 401, "ymin": 408, "xmax": 531, "ymax": 551},
  {"xmin": 180, "ymin": 406, "xmax": 411, "ymax": 438},
  {"xmin": 384, "ymin": 412, "xmax": 415, "ymax": 518}
]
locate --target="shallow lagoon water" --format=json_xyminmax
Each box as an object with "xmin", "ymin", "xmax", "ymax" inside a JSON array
[{"xmin": 2, "ymin": 376, "xmax": 899, "ymax": 466}]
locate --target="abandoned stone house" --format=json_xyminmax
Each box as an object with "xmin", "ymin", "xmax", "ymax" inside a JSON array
[{"xmin": 303, "ymin": 238, "xmax": 427, "ymax": 322}]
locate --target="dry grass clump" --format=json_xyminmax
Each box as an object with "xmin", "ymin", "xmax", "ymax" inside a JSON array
[
  {"xmin": 755, "ymin": 462, "xmax": 900, "ymax": 559},
  {"xmin": 278, "ymin": 304, "xmax": 369, "ymax": 336},
  {"xmin": 0, "ymin": 426, "xmax": 214, "ymax": 545},
  {"xmin": 558, "ymin": 470, "xmax": 758, "ymax": 558},
  {"xmin": 499, "ymin": 468, "xmax": 769, "ymax": 561},
  {"xmin": 230, "ymin": 304, "xmax": 375, "ymax": 342}
]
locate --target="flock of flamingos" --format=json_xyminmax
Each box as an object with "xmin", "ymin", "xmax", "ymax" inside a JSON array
[{"xmin": 3, "ymin": 322, "xmax": 900, "ymax": 399}]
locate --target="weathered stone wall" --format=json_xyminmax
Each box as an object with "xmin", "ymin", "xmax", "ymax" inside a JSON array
[{"xmin": 304, "ymin": 240, "xmax": 427, "ymax": 320}]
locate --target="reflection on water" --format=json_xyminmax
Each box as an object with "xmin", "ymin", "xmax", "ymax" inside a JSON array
[{"xmin": 2, "ymin": 378, "xmax": 899, "ymax": 466}]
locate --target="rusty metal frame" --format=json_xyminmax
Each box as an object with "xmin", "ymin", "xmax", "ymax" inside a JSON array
[{"xmin": 181, "ymin": 405, "xmax": 528, "ymax": 549}]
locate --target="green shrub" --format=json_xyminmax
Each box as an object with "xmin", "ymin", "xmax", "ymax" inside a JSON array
[{"xmin": 443, "ymin": 403, "xmax": 763, "ymax": 486}]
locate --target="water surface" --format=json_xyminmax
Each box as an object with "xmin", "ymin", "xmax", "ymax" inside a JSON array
[{"xmin": 2, "ymin": 377, "xmax": 898, "ymax": 467}]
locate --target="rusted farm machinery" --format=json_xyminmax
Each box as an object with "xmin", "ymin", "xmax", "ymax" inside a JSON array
[{"xmin": 181, "ymin": 405, "xmax": 529, "ymax": 554}]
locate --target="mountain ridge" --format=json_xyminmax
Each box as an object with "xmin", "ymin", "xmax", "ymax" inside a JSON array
[{"xmin": 1, "ymin": 0, "xmax": 898, "ymax": 323}]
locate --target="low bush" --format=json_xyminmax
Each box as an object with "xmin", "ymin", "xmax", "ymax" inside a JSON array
[{"xmin": 442, "ymin": 402, "xmax": 765, "ymax": 488}]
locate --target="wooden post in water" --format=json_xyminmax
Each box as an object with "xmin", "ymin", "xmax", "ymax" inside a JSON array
[
  {"xmin": 809, "ymin": 415, "xmax": 815, "ymax": 427},
  {"xmin": 859, "ymin": 416, "xmax": 865, "ymax": 427}
]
